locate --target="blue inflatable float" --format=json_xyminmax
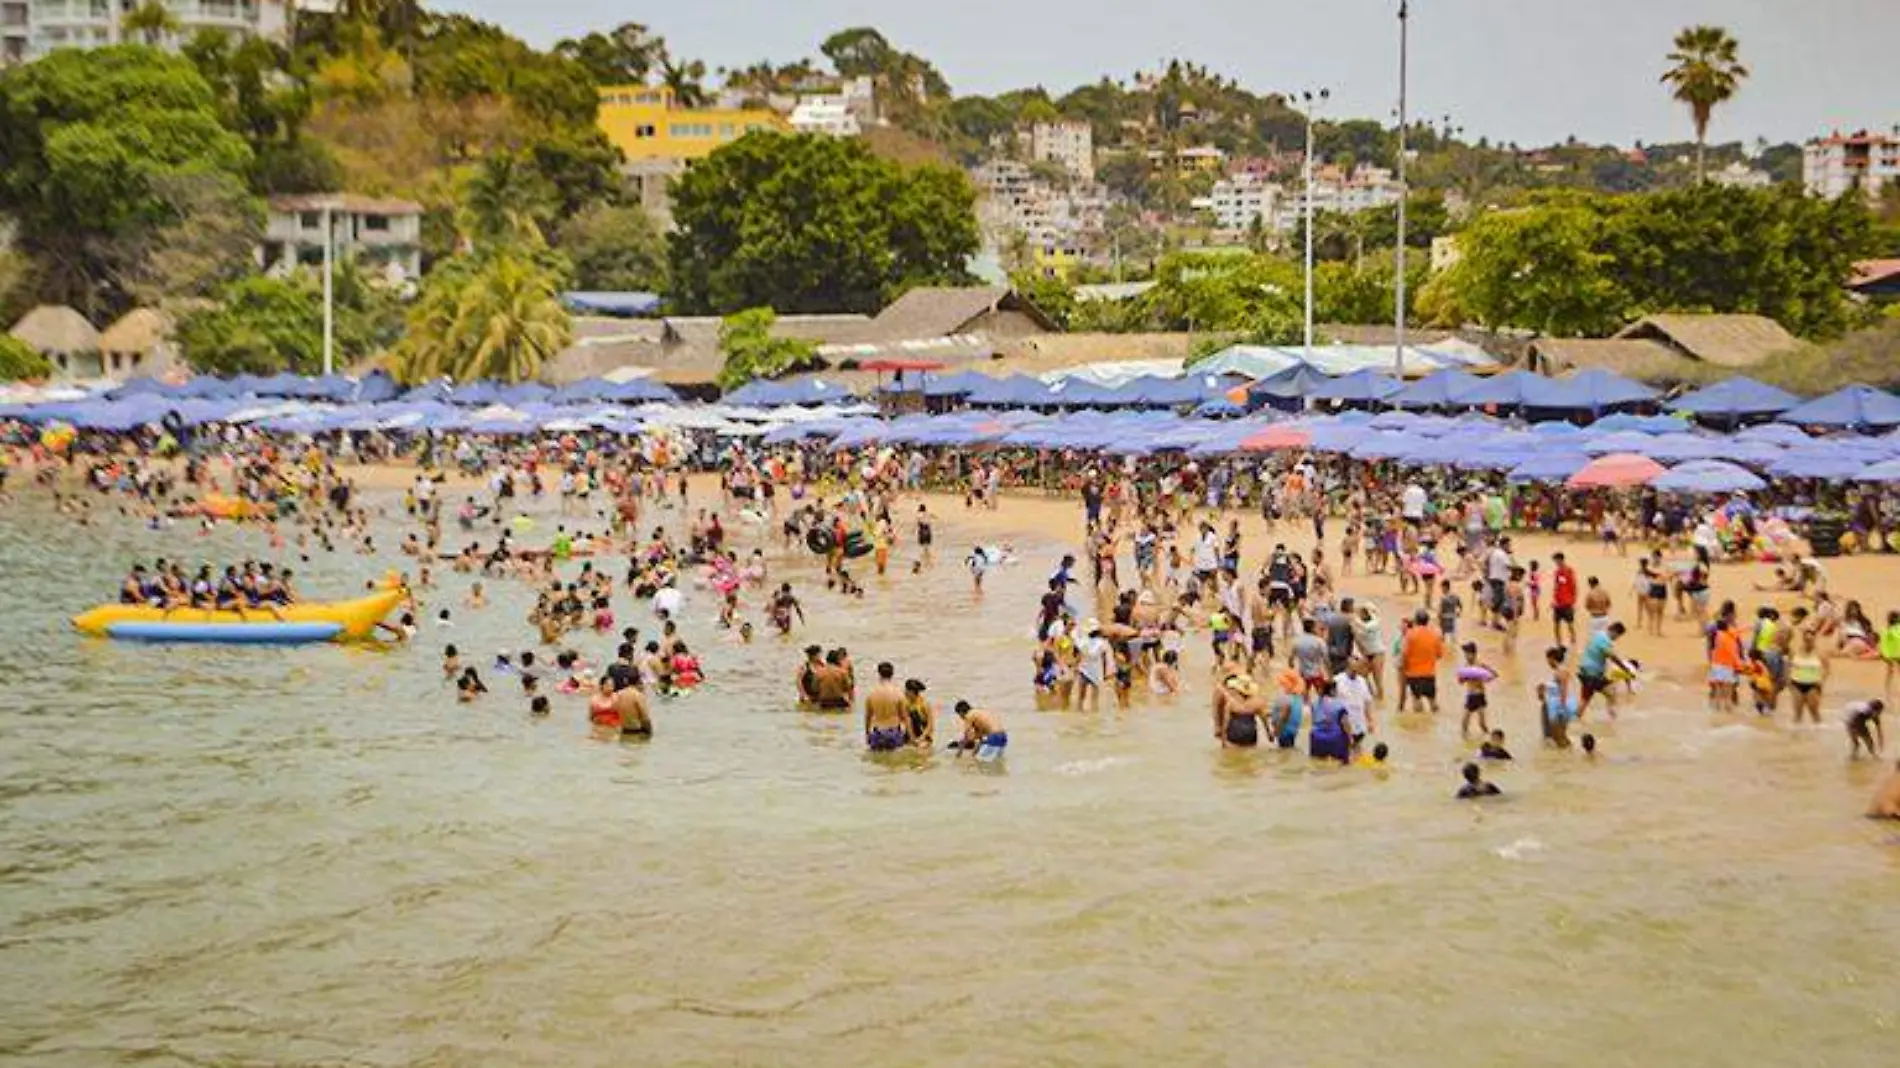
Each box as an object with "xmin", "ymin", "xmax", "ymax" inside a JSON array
[{"xmin": 103, "ymin": 621, "xmax": 344, "ymax": 644}]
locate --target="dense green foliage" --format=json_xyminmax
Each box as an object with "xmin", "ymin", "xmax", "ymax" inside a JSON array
[
  {"xmin": 0, "ymin": 334, "xmax": 54, "ymax": 381},
  {"xmin": 557, "ymin": 203, "xmax": 669, "ymax": 294},
  {"xmin": 0, "ymin": 47, "xmax": 255, "ymax": 315},
  {"xmin": 394, "ymin": 247, "xmax": 570, "ymax": 383},
  {"xmin": 716, "ymin": 307, "xmax": 820, "ymax": 389},
  {"xmin": 669, "ymin": 133, "xmax": 978, "ymax": 314},
  {"xmin": 176, "ymin": 266, "xmax": 401, "ymax": 375},
  {"xmin": 1419, "ymin": 185, "xmax": 1871, "ymax": 338}
]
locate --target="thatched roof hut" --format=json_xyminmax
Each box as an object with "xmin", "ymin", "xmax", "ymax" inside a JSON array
[
  {"xmin": 97, "ymin": 308, "xmax": 181, "ymax": 379},
  {"xmin": 8, "ymin": 305, "xmax": 99, "ymax": 355}
]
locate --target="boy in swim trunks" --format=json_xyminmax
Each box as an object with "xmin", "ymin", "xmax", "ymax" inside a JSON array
[
  {"xmin": 952, "ymin": 702, "xmax": 1007, "ymax": 761},
  {"xmin": 1846, "ymin": 700, "xmax": 1886, "ymax": 759}
]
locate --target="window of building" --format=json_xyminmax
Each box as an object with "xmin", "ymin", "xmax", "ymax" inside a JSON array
[
  {"xmin": 635, "ymin": 124, "xmax": 656, "ymax": 138},
  {"xmin": 108, "ymin": 353, "xmax": 120, "ymax": 372},
  {"xmin": 719, "ymin": 124, "xmax": 735, "ymax": 138},
  {"xmin": 363, "ymin": 214, "xmax": 389, "ymax": 232},
  {"xmin": 299, "ymin": 211, "xmax": 320, "ymax": 230}
]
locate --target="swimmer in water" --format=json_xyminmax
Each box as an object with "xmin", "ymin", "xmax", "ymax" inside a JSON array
[
  {"xmin": 1213, "ymin": 673, "xmax": 1267, "ymax": 748},
  {"xmin": 1846, "ymin": 699, "xmax": 1886, "ymax": 758},
  {"xmin": 951, "ymin": 701, "xmax": 1007, "ymax": 761},
  {"xmin": 863, "ymin": 662, "xmax": 910, "ymax": 751},
  {"xmin": 443, "ymin": 644, "xmax": 460, "ymax": 679},
  {"xmin": 1353, "ymin": 741, "xmax": 1390, "ymax": 768},
  {"xmin": 903, "ymin": 679, "xmax": 934, "ymax": 749},
  {"xmin": 1480, "ymin": 729, "xmax": 1513, "ymax": 761},
  {"xmin": 1456, "ymin": 761, "xmax": 1501, "ymax": 799}
]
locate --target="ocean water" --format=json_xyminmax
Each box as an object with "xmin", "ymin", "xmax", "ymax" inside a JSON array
[{"xmin": 1, "ymin": 488, "xmax": 1894, "ymax": 1067}]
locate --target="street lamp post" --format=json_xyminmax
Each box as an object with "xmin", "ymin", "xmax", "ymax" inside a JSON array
[
  {"xmin": 321, "ymin": 200, "xmax": 334, "ymax": 377},
  {"xmin": 1301, "ymin": 89, "xmax": 1329, "ymax": 367},
  {"xmin": 1394, "ymin": 1, "xmax": 1411, "ymax": 379}
]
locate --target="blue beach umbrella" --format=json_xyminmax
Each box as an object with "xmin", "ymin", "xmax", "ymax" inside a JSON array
[{"xmin": 1650, "ymin": 460, "xmax": 1765, "ymax": 495}]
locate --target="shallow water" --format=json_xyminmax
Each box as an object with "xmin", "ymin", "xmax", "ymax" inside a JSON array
[{"xmin": 1, "ymin": 489, "xmax": 1895, "ymax": 1067}]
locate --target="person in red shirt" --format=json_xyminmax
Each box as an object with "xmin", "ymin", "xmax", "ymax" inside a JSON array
[{"xmin": 1550, "ymin": 552, "xmax": 1579, "ymax": 648}]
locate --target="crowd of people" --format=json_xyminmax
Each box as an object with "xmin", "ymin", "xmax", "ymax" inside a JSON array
[{"xmin": 10, "ymin": 416, "xmax": 1900, "ymax": 815}]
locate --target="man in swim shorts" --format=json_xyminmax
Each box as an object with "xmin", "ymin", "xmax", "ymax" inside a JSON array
[
  {"xmin": 952, "ymin": 702, "xmax": 1008, "ymax": 761},
  {"xmin": 863, "ymin": 662, "xmax": 911, "ymax": 750},
  {"xmin": 1577, "ymin": 622, "xmax": 1634, "ymax": 720}
]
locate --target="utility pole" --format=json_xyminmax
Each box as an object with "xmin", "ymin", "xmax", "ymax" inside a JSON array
[
  {"xmin": 1394, "ymin": 0, "xmax": 1411, "ymax": 379},
  {"xmin": 1302, "ymin": 89, "xmax": 1329, "ymax": 367},
  {"xmin": 321, "ymin": 201, "xmax": 334, "ymax": 377}
]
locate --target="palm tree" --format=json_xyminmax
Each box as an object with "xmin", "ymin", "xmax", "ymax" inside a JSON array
[
  {"xmin": 661, "ymin": 55, "xmax": 708, "ymax": 108},
  {"xmin": 460, "ymin": 153, "xmax": 556, "ymax": 249},
  {"xmin": 396, "ymin": 252, "xmax": 569, "ymax": 383},
  {"xmin": 121, "ymin": 0, "xmax": 180, "ymax": 46},
  {"xmin": 1661, "ymin": 25, "xmax": 1749, "ymax": 184}
]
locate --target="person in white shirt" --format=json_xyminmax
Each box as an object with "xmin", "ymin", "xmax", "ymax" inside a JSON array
[
  {"xmin": 1335, "ymin": 656, "xmax": 1377, "ymax": 740},
  {"xmin": 1401, "ymin": 482, "xmax": 1427, "ymax": 524},
  {"xmin": 653, "ymin": 582, "xmax": 684, "ymax": 618}
]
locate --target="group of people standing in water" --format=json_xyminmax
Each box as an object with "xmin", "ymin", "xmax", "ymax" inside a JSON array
[{"xmin": 29, "ymin": 421, "xmax": 1900, "ymax": 815}]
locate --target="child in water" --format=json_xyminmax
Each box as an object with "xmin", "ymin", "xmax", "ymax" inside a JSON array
[
  {"xmin": 1150, "ymin": 650, "xmax": 1183, "ymax": 696},
  {"xmin": 443, "ymin": 644, "xmax": 460, "ymax": 679},
  {"xmin": 1458, "ymin": 642, "xmax": 1496, "ymax": 738},
  {"xmin": 1456, "ymin": 762, "xmax": 1501, "ymax": 799},
  {"xmin": 1480, "ymin": 729, "xmax": 1513, "ymax": 761}
]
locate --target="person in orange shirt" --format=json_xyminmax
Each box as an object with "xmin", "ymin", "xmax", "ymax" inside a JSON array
[
  {"xmin": 1398, "ymin": 609, "xmax": 1444, "ymax": 715},
  {"xmin": 1708, "ymin": 619, "xmax": 1745, "ymax": 714}
]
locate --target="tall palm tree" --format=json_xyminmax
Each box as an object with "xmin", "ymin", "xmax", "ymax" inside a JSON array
[
  {"xmin": 443, "ymin": 253, "xmax": 569, "ymax": 382},
  {"xmin": 1661, "ymin": 25, "xmax": 1749, "ymax": 184},
  {"xmin": 121, "ymin": 0, "xmax": 180, "ymax": 46}
]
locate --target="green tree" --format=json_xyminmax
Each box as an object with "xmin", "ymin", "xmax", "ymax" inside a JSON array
[
  {"xmin": 1422, "ymin": 202, "xmax": 1625, "ymax": 336},
  {"xmin": 176, "ymin": 265, "xmax": 398, "ymax": 375},
  {"xmin": 121, "ymin": 0, "xmax": 181, "ymax": 46},
  {"xmin": 1008, "ymin": 271, "xmax": 1076, "ymax": 330},
  {"xmin": 1661, "ymin": 25, "xmax": 1748, "ymax": 184},
  {"xmin": 0, "ymin": 334, "xmax": 54, "ymax": 381},
  {"xmin": 1134, "ymin": 251, "xmax": 1303, "ymax": 345},
  {"xmin": 716, "ymin": 306, "xmax": 819, "ymax": 390},
  {"xmin": 557, "ymin": 203, "xmax": 668, "ymax": 293},
  {"xmin": 120, "ymin": 172, "xmax": 265, "ymax": 306},
  {"xmin": 669, "ymin": 133, "xmax": 978, "ymax": 315},
  {"xmin": 553, "ymin": 23, "xmax": 666, "ymax": 86},
  {"xmin": 660, "ymin": 55, "xmax": 708, "ymax": 108},
  {"xmin": 0, "ymin": 47, "xmax": 254, "ymax": 316},
  {"xmin": 395, "ymin": 249, "xmax": 570, "ymax": 382},
  {"xmin": 460, "ymin": 150, "xmax": 559, "ymax": 247}
]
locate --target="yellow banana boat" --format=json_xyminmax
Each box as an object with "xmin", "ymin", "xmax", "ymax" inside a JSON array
[{"xmin": 72, "ymin": 587, "xmax": 407, "ymax": 644}]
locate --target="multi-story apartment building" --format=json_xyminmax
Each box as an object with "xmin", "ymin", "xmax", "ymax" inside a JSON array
[
  {"xmin": 597, "ymin": 85, "xmax": 789, "ymax": 163},
  {"xmin": 3, "ymin": 1, "xmax": 29, "ymax": 65},
  {"xmin": 1804, "ymin": 128, "xmax": 1900, "ymax": 200},
  {"xmin": 789, "ymin": 95, "xmax": 860, "ymax": 137},
  {"xmin": 971, "ymin": 158, "xmax": 1107, "ymax": 279},
  {"xmin": 1024, "ymin": 120, "xmax": 1094, "ymax": 183},
  {"xmin": 1198, "ymin": 173, "xmax": 1282, "ymax": 232},
  {"xmin": 1275, "ymin": 164, "xmax": 1404, "ymax": 231},
  {"xmin": 260, "ymin": 193, "xmax": 424, "ymax": 283},
  {"xmin": 17, "ymin": 0, "xmax": 289, "ymax": 60}
]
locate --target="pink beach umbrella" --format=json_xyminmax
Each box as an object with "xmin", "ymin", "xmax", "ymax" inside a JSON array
[
  {"xmin": 1565, "ymin": 452, "xmax": 1666, "ymax": 489},
  {"xmin": 1239, "ymin": 425, "xmax": 1313, "ymax": 452}
]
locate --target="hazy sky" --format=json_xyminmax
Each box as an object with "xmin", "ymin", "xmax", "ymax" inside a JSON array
[{"xmin": 446, "ymin": 0, "xmax": 1899, "ymax": 147}]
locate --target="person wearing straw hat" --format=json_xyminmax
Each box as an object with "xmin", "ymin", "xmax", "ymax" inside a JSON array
[{"xmin": 1213, "ymin": 674, "xmax": 1267, "ymax": 748}]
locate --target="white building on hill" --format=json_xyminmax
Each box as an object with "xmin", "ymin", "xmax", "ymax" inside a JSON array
[
  {"xmin": 1804, "ymin": 128, "xmax": 1900, "ymax": 200},
  {"xmin": 9, "ymin": 0, "xmax": 291, "ymax": 62},
  {"xmin": 789, "ymin": 95, "xmax": 861, "ymax": 137}
]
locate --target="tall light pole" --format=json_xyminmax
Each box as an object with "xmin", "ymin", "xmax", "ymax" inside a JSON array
[
  {"xmin": 1393, "ymin": 1, "xmax": 1411, "ymax": 379},
  {"xmin": 321, "ymin": 200, "xmax": 334, "ymax": 377},
  {"xmin": 1301, "ymin": 89, "xmax": 1329, "ymax": 367}
]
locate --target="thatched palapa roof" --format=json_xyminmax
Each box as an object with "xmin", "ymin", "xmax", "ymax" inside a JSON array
[
  {"xmin": 9, "ymin": 305, "xmax": 100, "ymax": 355},
  {"xmin": 1614, "ymin": 314, "xmax": 1798, "ymax": 368},
  {"xmin": 98, "ymin": 308, "xmax": 174, "ymax": 354},
  {"xmin": 1528, "ymin": 338, "xmax": 1702, "ymax": 383}
]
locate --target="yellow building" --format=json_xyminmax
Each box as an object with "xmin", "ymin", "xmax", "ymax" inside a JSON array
[
  {"xmin": 1032, "ymin": 240, "xmax": 1083, "ymax": 280},
  {"xmin": 597, "ymin": 86, "xmax": 789, "ymax": 161}
]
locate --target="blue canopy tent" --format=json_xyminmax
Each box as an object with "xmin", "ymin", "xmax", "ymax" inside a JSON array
[
  {"xmin": 1734, "ymin": 422, "xmax": 1811, "ymax": 447},
  {"xmin": 1855, "ymin": 459, "xmax": 1900, "ymax": 484},
  {"xmin": 1650, "ymin": 460, "xmax": 1765, "ymax": 495},
  {"xmin": 1310, "ymin": 369, "xmax": 1403, "ymax": 406},
  {"xmin": 401, "ymin": 380, "xmax": 455, "ymax": 403},
  {"xmin": 1636, "ymin": 434, "xmax": 1728, "ymax": 463},
  {"xmin": 1388, "ymin": 369, "xmax": 1484, "ymax": 410},
  {"xmin": 1043, "ymin": 379, "xmax": 1134, "ymax": 409},
  {"xmin": 355, "ymin": 371, "xmax": 400, "ymax": 403},
  {"xmin": 723, "ymin": 375, "xmax": 858, "ymax": 407},
  {"xmin": 1769, "ymin": 451, "xmax": 1869, "ymax": 480},
  {"xmin": 1455, "ymin": 369, "xmax": 1547, "ymax": 408},
  {"xmin": 1507, "ymin": 452, "xmax": 1592, "ymax": 484},
  {"xmin": 1776, "ymin": 385, "xmax": 1900, "ymax": 429},
  {"xmin": 1670, "ymin": 377, "xmax": 1801, "ymax": 423},
  {"xmin": 1522, "ymin": 369, "xmax": 1659, "ymax": 416},
  {"xmin": 1245, "ymin": 364, "xmax": 1329, "ymax": 410},
  {"xmin": 962, "ymin": 374, "xmax": 1043, "ymax": 407},
  {"xmin": 562, "ymin": 291, "xmax": 663, "ymax": 317}
]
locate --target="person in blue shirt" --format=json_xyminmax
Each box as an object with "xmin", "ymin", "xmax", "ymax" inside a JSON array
[{"xmin": 1577, "ymin": 621, "xmax": 1634, "ymax": 719}]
